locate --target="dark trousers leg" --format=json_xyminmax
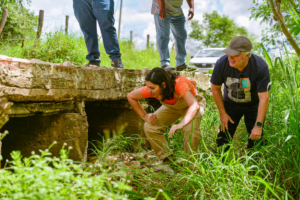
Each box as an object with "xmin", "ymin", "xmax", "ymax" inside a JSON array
[
  {"xmin": 244, "ymin": 105, "xmax": 264, "ymax": 149},
  {"xmin": 216, "ymin": 101, "xmax": 243, "ymax": 152}
]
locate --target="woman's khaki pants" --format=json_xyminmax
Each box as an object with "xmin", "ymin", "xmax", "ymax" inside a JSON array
[{"xmin": 144, "ymin": 94, "xmax": 206, "ymax": 160}]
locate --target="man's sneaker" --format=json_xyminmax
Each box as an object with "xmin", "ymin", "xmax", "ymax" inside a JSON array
[
  {"xmin": 111, "ymin": 59, "xmax": 124, "ymax": 68},
  {"xmin": 85, "ymin": 60, "xmax": 100, "ymax": 67},
  {"xmin": 161, "ymin": 65, "xmax": 175, "ymax": 70},
  {"xmin": 175, "ymin": 63, "xmax": 188, "ymax": 71}
]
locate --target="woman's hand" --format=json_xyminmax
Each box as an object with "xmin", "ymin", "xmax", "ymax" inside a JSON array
[
  {"xmin": 143, "ymin": 113, "xmax": 159, "ymax": 125},
  {"xmin": 169, "ymin": 124, "xmax": 184, "ymax": 138}
]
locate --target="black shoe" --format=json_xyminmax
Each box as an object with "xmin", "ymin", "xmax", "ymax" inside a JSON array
[
  {"xmin": 176, "ymin": 63, "xmax": 188, "ymax": 71},
  {"xmin": 85, "ymin": 60, "xmax": 100, "ymax": 67},
  {"xmin": 161, "ymin": 65, "xmax": 175, "ymax": 70},
  {"xmin": 111, "ymin": 59, "xmax": 124, "ymax": 68}
]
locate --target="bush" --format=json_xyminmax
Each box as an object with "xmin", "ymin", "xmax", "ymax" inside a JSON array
[{"xmin": 0, "ymin": 142, "xmax": 132, "ymax": 200}]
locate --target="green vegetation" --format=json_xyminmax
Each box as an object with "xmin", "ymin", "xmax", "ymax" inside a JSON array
[
  {"xmin": 0, "ymin": 31, "xmax": 191, "ymax": 69},
  {"xmin": 0, "ymin": 143, "xmax": 132, "ymax": 200},
  {"xmin": 0, "ymin": 30, "xmax": 299, "ymax": 199},
  {"xmin": 189, "ymin": 10, "xmax": 256, "ymax": 48},
  {"xmin": 0, "ymin": 0, "xmax": 299, "ymax": 198},
  {"xmin": 1, "ymin": 68, "xmax": 299, "ymax": 198},
  {"xmin": 0, "ymin": 0, "xmax": 37, "ymax": 42},
  {"xmin": 250, "ymin": 0, "xmax": 300, "ymax": 46}
]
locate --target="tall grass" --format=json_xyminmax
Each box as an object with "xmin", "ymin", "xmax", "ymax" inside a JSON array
[
  {"xmin": 259, "ymin": 44, "xmax": 300, "ymax": 197},
  {"xmin": 0, "ymin": 31, "xmax": 191, "ymax": 69},
  {"xmin": 0, "ymin": 30, "xmax": 299, "ymax": 199}
]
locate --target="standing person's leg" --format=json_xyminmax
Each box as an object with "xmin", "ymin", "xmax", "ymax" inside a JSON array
[
  {"xmin": 216, "ymin": 101, "xmax": 243, "ymax": 152},
  {"xmin": 154, "ymin": 14, "xmax": 173, "ymax": 68},
  {"xmin": 144, "ymin": 105, "xmax": 182, "ymax": 160},
  {"xmin": 244, "ymin": 104, "xmax": 264, "ymax": 150},
  {"xmin": 170, "ymin": 14, "xmax": 187, "ymax": 71},
  {"xmin": 182, "ymin": 94, "xmax": 206, "ymax": 154},
  {"xmin": 73, "ymin": 0, "xmax": 100, "ymax": 65},
  {"xmin": 92, "ymin": 0, "xmax": 123, "ymax": 68}
]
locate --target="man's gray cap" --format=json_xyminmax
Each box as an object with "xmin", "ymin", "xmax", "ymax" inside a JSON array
[{"xmin": 222, "ymin": 36, "xmax": 253, "ymax": 56}]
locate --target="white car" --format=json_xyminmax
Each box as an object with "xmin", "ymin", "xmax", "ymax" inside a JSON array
[{"xmin": 189, "ymin": 48, "xmax": 226, "ymax": 72}]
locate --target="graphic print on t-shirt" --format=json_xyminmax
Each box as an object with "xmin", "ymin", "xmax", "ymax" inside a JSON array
[{"xmin": 226, "ymin": 77, "xmax": 251, "ymax": 103}]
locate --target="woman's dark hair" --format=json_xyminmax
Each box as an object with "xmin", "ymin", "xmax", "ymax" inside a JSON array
[{"xmin": 145, "ymin": 67, "xmax": 179, "ymax": 101}]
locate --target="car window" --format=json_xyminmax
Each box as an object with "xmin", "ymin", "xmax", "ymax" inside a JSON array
[{"xmin": 195, "ymin": 50, "xmax": 226, "ymax": 57}]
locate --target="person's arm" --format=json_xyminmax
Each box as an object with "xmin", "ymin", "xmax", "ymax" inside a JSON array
[
  {"xmin": 186, "ymin": 0, "xmax": 194, "ymax": 20},
  {"xmin": 169, "ymin": 91, "xmax": 200, "ymax": 137},
  {"xmin": 127, "ymin": 88, "xmax": 159, "ymax": 125},
  {"xmin": 157, "ymin": 0, "xmax": 166, "ymax": 20},
  {"xmin": 211, "ymin": 84, "xmax": 234, "ymax": 132},
  {"xmin": 249, "ymin": 91, "xmax": 270, "ymax": 140}
]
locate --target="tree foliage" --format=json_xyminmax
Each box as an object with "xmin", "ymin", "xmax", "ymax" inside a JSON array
[
  {"xmin": 250, "ymin": 0, "xmax": 300, "ymax": 46},
  {"xmin": 0, "ymin": 0, "xmax": 37, "ymax": 43},
  {"xmin": 189, "ymin": 11, "xmax": 251, "ymax": 48}
]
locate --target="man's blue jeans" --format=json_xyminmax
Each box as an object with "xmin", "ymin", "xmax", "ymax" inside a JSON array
[
  {"xmin": 154, "ymin": 14, "xmax": 187, "ymax": 67},
  {"xmin": 73, "ymin": 0, "xmax": 121, "ymax": 62}
]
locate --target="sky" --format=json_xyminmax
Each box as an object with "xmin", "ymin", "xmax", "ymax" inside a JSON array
[{"xmin": 25, "ymin": 0, "xmax": 268, "ymax": 54}]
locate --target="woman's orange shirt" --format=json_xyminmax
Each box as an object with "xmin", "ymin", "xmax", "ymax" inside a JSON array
[{"xmin": 141, "ymin": 75, "xmax": 197, "ymax": 105}]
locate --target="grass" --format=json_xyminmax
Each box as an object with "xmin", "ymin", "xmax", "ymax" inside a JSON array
[
  {"xmin": 0, "ymin": 31, "xmax": 191, "ymax": 69},
  {"xmin": 0, "ymin": 32, "xmax": 299, "ymax": 199}
]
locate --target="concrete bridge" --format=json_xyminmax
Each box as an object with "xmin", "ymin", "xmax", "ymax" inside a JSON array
[{"xmin": 0, "ymin": 55, "xmax": 210, "ymax": 165}]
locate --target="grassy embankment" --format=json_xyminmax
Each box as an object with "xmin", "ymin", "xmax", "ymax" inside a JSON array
[{"xmin": 0, "ymin": 33, "xmax": 299, "ymax": 199}]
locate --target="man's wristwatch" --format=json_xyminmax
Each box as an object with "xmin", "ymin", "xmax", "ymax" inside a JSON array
[{"xmin": 255, "ymin": 121, "xmax": 263, "ymax": 128}]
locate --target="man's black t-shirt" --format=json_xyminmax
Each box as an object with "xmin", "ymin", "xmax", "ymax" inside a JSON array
[{"xmin": 210, "ymin": 54, "xmax": 271, "ymax": 106}]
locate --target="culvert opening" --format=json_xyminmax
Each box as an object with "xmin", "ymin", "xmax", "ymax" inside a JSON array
[
  {"xmin": 0, "ymin": 114, "xmax": 62, "ymax": 167},
  {"xmin": 0, "ymin": 113, "xmax": 88, "ymax": 167},
  {"xmin": 85, "ymin": 100, "xmax": 144, "ymax": 157}
]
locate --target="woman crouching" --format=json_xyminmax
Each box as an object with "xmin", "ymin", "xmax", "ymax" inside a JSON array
[{"xmin": 127, "ymin": 67, "xmax": 206, "ymax": 164}]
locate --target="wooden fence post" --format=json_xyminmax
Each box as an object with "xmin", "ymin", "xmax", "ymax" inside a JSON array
[
  {"xmin": 65, "ymin": 15, "xmax": 69, "ymax": 35},
  {"xmin": 130, "ymin": 31, "xmax": 133, "ymax": 48},
  {"xmin": 0, "ymin": 8, "xmax": 8, "ymax": 36},
  {"xmin": 147, "ymin": 34, "xmax": 149, "ymax": 49},
  {"xmin": 36, "ymin": 10, "xmax": 44, "ymax": 40}
]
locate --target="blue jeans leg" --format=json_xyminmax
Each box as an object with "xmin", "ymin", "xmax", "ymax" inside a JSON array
[
  {"xmin": 170, "ymin": 14, "xmax": 187, "ymax": 67},
  {"xmin": 92, "ymin": 0, "xmax": 121, "ymax": 61},
  {"xmin": 73, "ymin": 0, "xmax": 100, "ymax": 62},
  {"xmin": 154, "ymin": 14, "xmax": 171, "ymax": 67},
  {"xmin": 73, "ymin": 0, "xmax": 121, "ymax": 62}
]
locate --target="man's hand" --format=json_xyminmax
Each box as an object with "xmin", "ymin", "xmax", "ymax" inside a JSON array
[
  {"xmin": 249, "ymin": 126, "xmax": 262, "ymax": 140},
  {"xmin": 143, "ymin": 113, "xmax": 159, "ymax": 125},
  {"xmin": 188, "ymin": 7, "xmax": 194, "ymax": 20},
  {"xmin": 169, "ymin": 124, "xmax": 184, "ymax": 138},
  {"xmin": 220, "ymin": 113, "xmax": 234, "ymax": 132},
  {"xmin": 159, "ymin": 8, "xmax": 166, "ymax": 20}
]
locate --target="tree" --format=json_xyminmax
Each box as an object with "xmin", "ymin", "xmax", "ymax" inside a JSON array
[
  {"xmin": 0, "ymin": 0, "xmax": 37, "ymax": 43},
  {"xmin": 189, "ymin": 11, "xmax": 252, "ymax": 48},
  {"xmin": 250, "ymin": 0, "xmax": 300, "ymax": 56}
]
